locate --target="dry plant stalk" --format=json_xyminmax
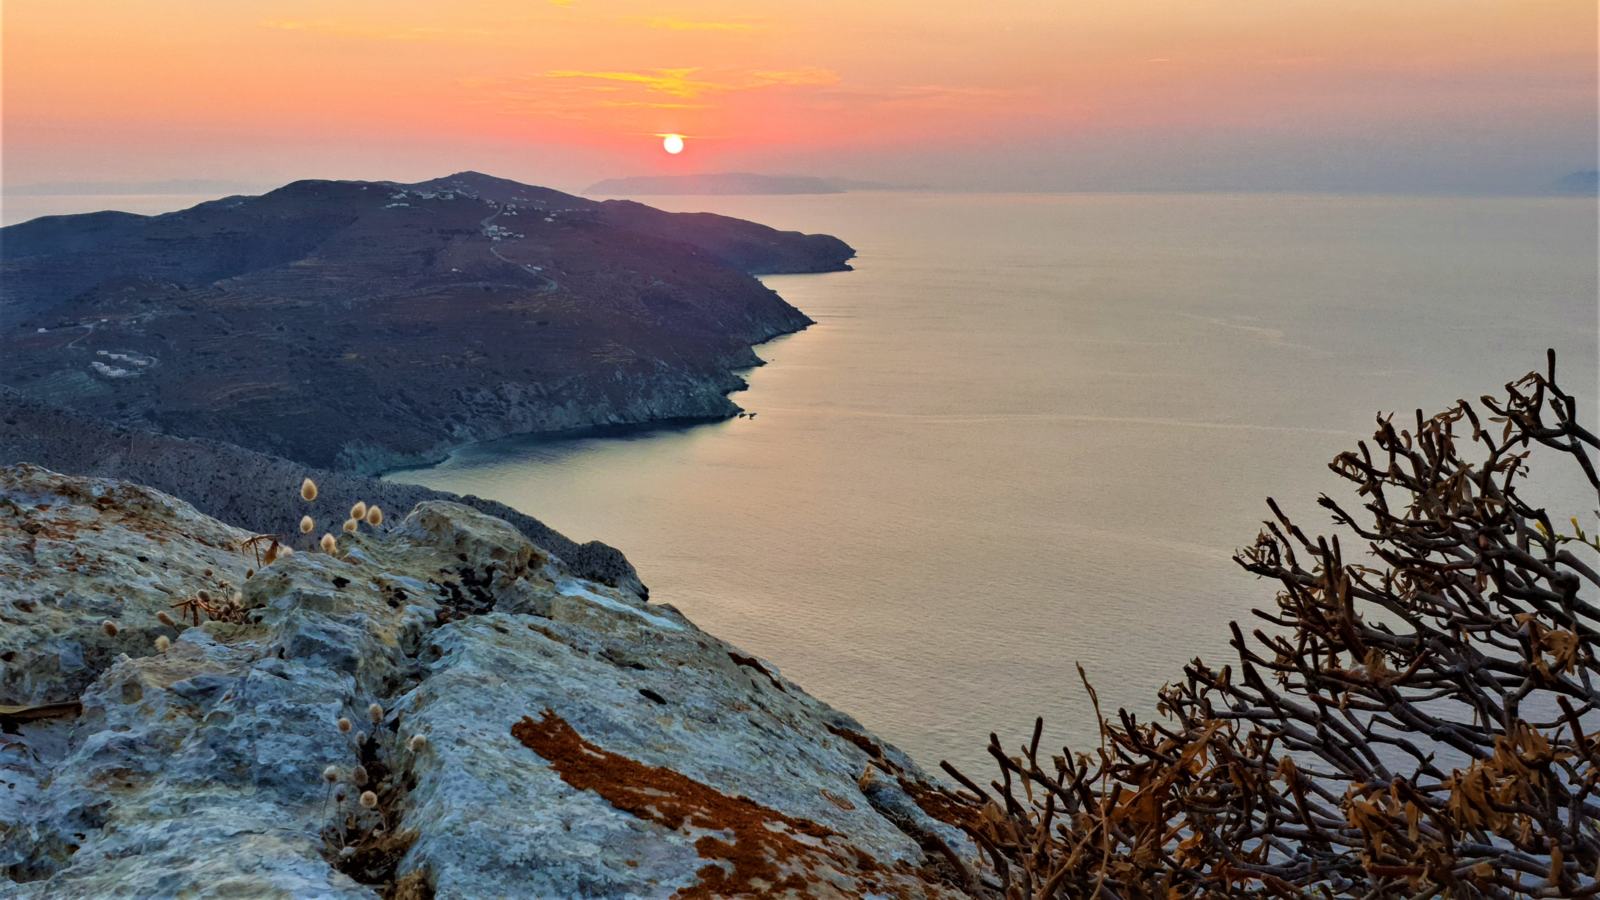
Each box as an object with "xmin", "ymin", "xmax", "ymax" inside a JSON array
[{"xmin": 941, "ymin": 351, "xmax": 1600, "ymax": 899}]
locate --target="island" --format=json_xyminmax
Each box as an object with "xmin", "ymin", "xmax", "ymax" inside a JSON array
[{"xmin": 0, "ymin": 171, "xmax": 854, "ymax": 475}]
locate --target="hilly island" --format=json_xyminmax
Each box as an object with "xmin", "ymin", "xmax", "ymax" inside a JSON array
[{"xmin": 0, "ymin": 171, "xmax": 854, "ymax": 474}]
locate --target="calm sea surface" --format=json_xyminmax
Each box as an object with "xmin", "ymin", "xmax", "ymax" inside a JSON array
[{"xmin": 387, "ymin": 192, "xmax": 1596, "ymax": 776}]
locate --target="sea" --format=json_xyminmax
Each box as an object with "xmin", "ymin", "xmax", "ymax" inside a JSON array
[
  {"xmin": 14, "ymin": 189, "xmax": 1595, "ymax": 777},
  {"xmin": 393, "ymin": 191, "xmax": 1597, "ymax": 777}
]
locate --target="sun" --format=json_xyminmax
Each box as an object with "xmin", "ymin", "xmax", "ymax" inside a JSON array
[{"xmin": 661, "ymin": 133, "xmax": 685, "ymax": 155}]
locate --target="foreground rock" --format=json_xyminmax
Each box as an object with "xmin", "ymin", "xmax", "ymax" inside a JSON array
[
  {"xmin": 0, "ymin": 387, "xmax": 643, "ymax": 595},
  {"xmin": 0, "ymin": 465, "xmax": 972, "ymax": 898}
]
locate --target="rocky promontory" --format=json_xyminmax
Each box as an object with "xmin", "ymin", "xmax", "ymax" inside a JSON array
[
  {"xmin": 0, "ymin": 387, "xmax": 642, "ymax": 595},
  {"xmin": 0, "ymin": 464, "xmax": 974, "ymax": 897},
  {"xmin": 0, "ymin": 172, "xmax": 854, "ymax": 474}
]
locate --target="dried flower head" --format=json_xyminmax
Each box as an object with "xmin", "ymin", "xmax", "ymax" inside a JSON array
[
  {"xmin": 101, "ymin": 620, "xmax": 119, "ymax": 637},
  {"xmin": 366, "ymin": 506, "xmax": 383, "ymax": 527},
  {"xmin": 407, "ymin": 734, "xmax": 428, "ymax": 753},
  {"xmin": 322, "ymin": 764, "xmax": 340, "ymax": 784},
  {"xmin": 368, "ymin": 702, "xmax": 384, "ymax": 723},
  {"xmin": 351, "ymin": 764, "xmax": 369, "ymax": 787},
  {"xmin": 320, "ymin": 533, "xmax": 338, "ymax": 554},
  {"xmin": 354, "ymin": 730, "xmax": 368, "ymax": 747},
  {"xmin": 301, "ymin": 478, "xmax": 318, "ymax": 502},
  {"xmin": 154, "ymin": 635, "xmax": 171, "ymax": 652},
  {"xmin": 350, "ymin": 501, "xmax": 367, "ymax": 521},
  {"xmin": 300, "ymin": 515, "xmax": 315, "ymax": 534},
  {"xmin": 197, "ymin": 589, "xmax": 211, "ymax": 602},
  {"xmin": 343, "ymin": 518, "xmax": 358, "ymax": 534},
  {"xmin": 156, "ymin": 611, "xmax": 176, "ymax": 628},
  {"xmin": 359, "ymin": 790, "xmax": 379, "ymax": 810},
  {"xmin": 336, "ymin": 717, "xmax": 352, "ymax": 733}
]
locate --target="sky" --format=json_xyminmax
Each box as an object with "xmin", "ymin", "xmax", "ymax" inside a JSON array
[{"xmin": 2, "ymin": 0, "xmax": 1596, "ymax": 195}]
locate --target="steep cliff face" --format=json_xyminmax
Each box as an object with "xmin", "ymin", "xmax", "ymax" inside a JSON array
[
  {"xmin": 0, "ymin": 172, "xmax": 854, "ymax": 473},
  {"xmin": 0, "ymin": 465, "xmax": 972, "ymax": 898}
]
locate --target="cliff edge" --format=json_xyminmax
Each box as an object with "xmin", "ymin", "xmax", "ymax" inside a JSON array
[{"xmin": 0, "ymin": 464, "xmax": 973, "ymax": 897}]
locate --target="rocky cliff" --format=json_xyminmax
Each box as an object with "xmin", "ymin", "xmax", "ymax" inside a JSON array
[
  {"xmin": 0, "ymin": 387, "xmax": 642, "ymax": 596},
  {"xmin": 0, "ymin": 465, "xmax": 974, "ymax": 898},
  {"xmin": 1, "ymin": 172, "xmax": 854, "ymax": 473}
]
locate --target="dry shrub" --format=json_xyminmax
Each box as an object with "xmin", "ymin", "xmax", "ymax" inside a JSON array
[{"xmin": 941, "ymin": 351, "xmax": 1600, "ymax": 898}]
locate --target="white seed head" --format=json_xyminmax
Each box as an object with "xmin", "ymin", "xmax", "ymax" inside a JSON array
[
  {"xmin": 339, "ymin": 845, "xmax": 356, "ymax": 859},
  {"xmin": 101, "ymin": 620, "xmax": 119, "ymax": 637},
  {"xmin": 368, "ymin": 702, "xmax": 383, "ymax": 723},
  {"xmin": 154, "ymin": 635, "xmax": 170, "ymax": 652},
  {"xmin": 320, "ymin": 533, "xmax": 338, "ymax": 554},
  {"xmin": 336, "ymin": 717, "xmax": 352, "ymax": 733},
  {"xmin": 359, "ymin": 790, "xmax": 379, "ymax": 809},
  {"xmin": 322, "ymin": 764, "xmax": 340, "ymax": 783},
  {"xmin": 300, "ymin": 478, "xmax": 318, "ymax": 502},
  {"xmin": 354, "ymin": 730, "xmax": 367, "ymax": 746},
  {"xmin": 299, "ymin": 515, "xmax": 315, "ymax": 534},
  {"xmin": 365, "ymin": 506, "xmax": 383, "ymax": 527},
  {"xmin": 351, "ymin": 764, "xmax": 369, "ymax": 787},
  {"xmin": 342, "ymin": 518, "xmax": 358, "ymax": 534},
  {"xmin": 350, "ymin": 501, "xmax": 367, "ymax": 521},
  {"xmin": 407, "ymin": 734, "xmax": 428, "ymax": 753}
]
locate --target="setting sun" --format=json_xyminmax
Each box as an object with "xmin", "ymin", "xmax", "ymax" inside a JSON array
[{"xmin": 661, "ymin": 133, "xmax": 685, "ymax": 155}]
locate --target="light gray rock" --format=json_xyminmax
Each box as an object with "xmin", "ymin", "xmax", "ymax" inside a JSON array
[{"xmin": 0, "ymin": 464, "xmax": 973, "ymax": 897}]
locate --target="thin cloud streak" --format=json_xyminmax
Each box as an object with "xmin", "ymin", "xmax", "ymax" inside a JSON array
[{"xmin": 632, "ymin": 17, "xmax": 761, "ymax": 32}]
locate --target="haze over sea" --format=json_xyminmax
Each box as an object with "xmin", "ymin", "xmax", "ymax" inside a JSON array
[{"xmin": 368, "ymin": 190, "xmax": 1595, "ymax": 776}]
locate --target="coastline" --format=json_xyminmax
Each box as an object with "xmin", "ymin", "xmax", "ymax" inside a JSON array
[{"xmin": 374, "ymin": 279, "xmax": 824, "ymax": 480}]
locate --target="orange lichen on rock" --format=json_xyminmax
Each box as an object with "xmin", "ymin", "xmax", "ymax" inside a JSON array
[{"xmin": 512, "ymin": 710, "xmax": 947, "ymax": 899}]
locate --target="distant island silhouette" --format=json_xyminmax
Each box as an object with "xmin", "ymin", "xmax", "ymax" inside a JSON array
[{"xmin": 1552, "ymin": 169, "xmax": 1599, "ymax": 195}]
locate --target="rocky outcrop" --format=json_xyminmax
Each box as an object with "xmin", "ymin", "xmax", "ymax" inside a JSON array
[
  {"xmin": 0, "ymin": 465, "xmax": 973, "ymax": 897},
  {"xmin": 0, "ymin": 387, "xmax": 642, "ymax": 595}
]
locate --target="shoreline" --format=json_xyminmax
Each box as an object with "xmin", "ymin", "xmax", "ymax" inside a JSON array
[{"xmin": 375, "ymin": 281, "xmax": 823, "ymax": 480}]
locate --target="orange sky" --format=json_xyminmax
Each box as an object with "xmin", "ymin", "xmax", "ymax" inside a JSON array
[{"xmin": 3, "ymin": 1, "xmax": 1596, "ymax": 193}]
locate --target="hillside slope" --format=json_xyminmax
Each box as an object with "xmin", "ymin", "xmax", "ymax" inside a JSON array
[
  {"xmin": 0, "ymin": 386, "xmax": 641, "ymax": 594},
  {"xmin": 1, "ymin": 172, "xmax": 854, "ymax": 472}
]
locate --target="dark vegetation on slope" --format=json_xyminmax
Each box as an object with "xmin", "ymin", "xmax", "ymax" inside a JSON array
[
  {"xmin": 936, "ymin": 352, "xmax": 1600, "ymax": 898},
  {"xmin": 0, "ymin": 171, "xmax": 854, "ymax": 473},
  {"xmin": 0, "ymin": 386, "xmax": 642, "ymax": 594}
]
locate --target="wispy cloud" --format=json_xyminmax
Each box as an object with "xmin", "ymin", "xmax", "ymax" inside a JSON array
[
  {"xmin": 260, "ymin": 19, "xmax": 492, "ymax": 41},
  {"xmin": 543, "ymin": 67, "xmax": 839, "ymax": 99},
  {"xmin": 632, "ymin": 16, "xmax": 760, "ymax": 32},
  {"xmin": 544, "ymin": 68, "xmax": 715, "ymax": 99}
]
